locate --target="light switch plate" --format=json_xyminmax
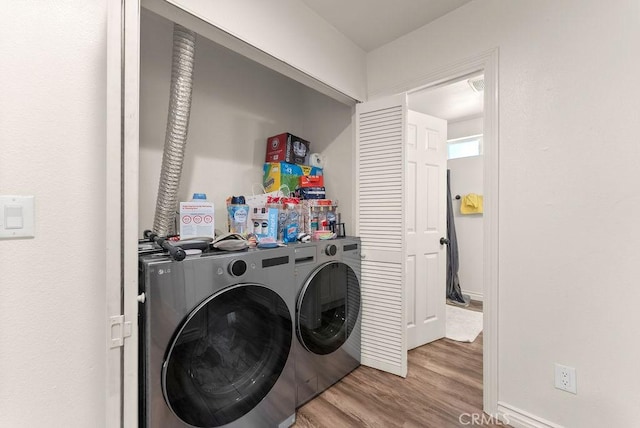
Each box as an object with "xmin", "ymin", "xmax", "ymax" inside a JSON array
[{"xmin": 0, "ymin": 195, "xmax": 35, "ymax": 239}]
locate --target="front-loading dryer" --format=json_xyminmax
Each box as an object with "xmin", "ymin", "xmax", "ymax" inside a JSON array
[
  {"xmin": 292, "ymin": 237, "xmax": 362, "ymax": 407},
  {"xmin": 139, "ymin": 247, "xmax": 296, "ymax": 428}
]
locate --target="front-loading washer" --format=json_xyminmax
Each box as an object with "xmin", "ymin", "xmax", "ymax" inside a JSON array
[
  {"xmin": 292, "ymin": 237, "xmax": 362, "ymax": 407},
  {"xmin": 139, "ymin": 246, "xmax": 296, "ymax": 428}
]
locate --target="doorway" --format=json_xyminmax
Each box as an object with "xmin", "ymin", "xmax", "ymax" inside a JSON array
[
  {"xmin": 401, "ymin": 49, "xmax": 499, "ymax": 414},
  {"xmin": 406, "ymin": 73, "xmax": 486, "ymax": 383},
  {"xmin": 408, "ymin": 72, "xmax": 485, "ymax": 306}
]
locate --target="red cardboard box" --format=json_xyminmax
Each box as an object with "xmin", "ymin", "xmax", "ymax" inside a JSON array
[
  {"xmin": 299, "ymin": 175, "xmax": 324, "ymax": 188},
  {"xmin": 266, "ymin": 133, "xmax": 310, "ymax": 165}
]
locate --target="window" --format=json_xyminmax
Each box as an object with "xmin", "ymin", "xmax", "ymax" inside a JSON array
[{"xmin": 447, "ymin": 135, "xmax": 483, "ymax": 160}]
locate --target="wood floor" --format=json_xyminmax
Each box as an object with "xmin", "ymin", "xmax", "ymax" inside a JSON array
[{"xmin": 295, "ymin": 302, "xmax": 505, "ymax": 428}]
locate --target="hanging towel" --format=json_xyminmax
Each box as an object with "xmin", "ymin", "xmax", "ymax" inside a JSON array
[{"xmin": 460, "ymin": 193, "xmax": 483, "ymax": 214}]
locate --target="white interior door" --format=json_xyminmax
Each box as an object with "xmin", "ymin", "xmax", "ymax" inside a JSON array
[
  {"xmin": 405, "ymin": 110, "xmax": 447, "ymax": 350},
  {"xmin": 355, "ymin": 94, "xmax": 407, "ymax": 378}
]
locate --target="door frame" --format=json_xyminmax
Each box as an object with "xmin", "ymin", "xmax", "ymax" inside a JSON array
[
  {"xmin": 106, "ymin": 0, "xmax": 141, "ymax": 426},
  {"xmin": 376, "ymin": 48, "xmax": 499, "ymax": 414},
  {"xmin": 106, "ymin": 0, "xmax": 123, "ymax": 425}
]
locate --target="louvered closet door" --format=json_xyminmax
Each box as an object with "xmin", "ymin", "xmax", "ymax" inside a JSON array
[{"xmin": 355, "ymin": 94, "xmax": 407, "ymax": 378}]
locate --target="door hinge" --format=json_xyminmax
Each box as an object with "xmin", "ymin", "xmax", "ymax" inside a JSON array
[{"xmin": 109, "ymin": 315, "xmax": 132, "ymax": 348}]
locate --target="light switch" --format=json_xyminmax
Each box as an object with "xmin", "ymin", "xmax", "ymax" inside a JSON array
[
  {"xmin": 0, "ymin": 195, "xmax": 35, "ymax": 239},
  {"xmin": 5, "ymin": 205, "xmax": 24, "ymax": 229}
]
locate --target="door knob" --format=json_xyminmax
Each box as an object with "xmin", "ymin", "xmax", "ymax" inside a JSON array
[{"xmin": 440, "ymin": 237, "xmax": 450, "ymax": 245}]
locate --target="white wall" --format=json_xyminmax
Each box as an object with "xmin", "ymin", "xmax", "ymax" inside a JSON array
[
  {"xmin": 300, "ymin": 90, "xmax": 355, "ymax": 236},
  {"xmin": 448, "ymin": 116, "xmax": 483, "ymax": 140},
  {"xmin": 139, "ymin": 10, "xmax": 354, "ymax": 236},
  {"xmin": 145, "ymin": 0, "xmax": 367, "ymax": 101},
  {"xmin": 0, "ymin": 1, "xmax": 107, "ymax": 426},
  {"xmin": 448, "ymin": 117, "xmax": 484, "ymax": 300},
  {"xmin": 368, "ymin": 0, "xmax": 640, "ymax": 426},
  {"xmin": 449, "ymin": 156, "xmax": 484, "ymax": 300}
]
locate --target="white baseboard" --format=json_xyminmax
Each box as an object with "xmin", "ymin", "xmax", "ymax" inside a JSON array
[
  {"xmin": 463, "ymin": 289, "xmax": 483, "ymax": 302},
  {"xmin": 497, "ymin": 402, "xmax": 563, "ymax": 428}
]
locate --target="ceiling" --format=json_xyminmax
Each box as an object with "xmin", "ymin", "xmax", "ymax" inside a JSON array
[
  {"xmin": 300, "ymin": 0, "xmax": 473, "ymax": 52},
  {"xmin": 408, "ymin": 74, "xmax": 484, "ymax": 122},
  {"xmin": 300, "ymin": 0, "xmax": 480, "ymax": 122}
]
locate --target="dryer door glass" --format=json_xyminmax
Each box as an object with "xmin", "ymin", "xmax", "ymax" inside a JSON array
[
  {"xmin": 297, "ymin": 261, "xmax": 361, "ymax": 355},
  {"xmin": 162, "ymin": 284, "xmax": 292, "ymax": 428}
]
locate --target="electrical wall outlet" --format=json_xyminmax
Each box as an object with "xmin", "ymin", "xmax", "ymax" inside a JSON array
[{"xmin": 554, "ymin": 363, "xmax": 577, "ymax": 394}]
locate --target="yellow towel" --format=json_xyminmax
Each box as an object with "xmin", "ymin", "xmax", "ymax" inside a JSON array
[{"xmin": 460, "ymin": 193, "xmax": 483, "ymax": 214}]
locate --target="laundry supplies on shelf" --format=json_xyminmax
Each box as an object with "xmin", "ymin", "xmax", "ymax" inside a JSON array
[
  {"xmin": 277, "ymin": 197, "xmax": 302, "ymax": 244},
  {"xmin": 296, "ymin": 175, "xmax": 326, "ymax": 199},
  {"xmin": 263, "ymin": 162, "xmax": 323, "ymax": 194},
  {"xmin": 265, "ymin": 132, "xmax": 311, "ymax": 165},
  {"xmin": 299, "ymin": 200, "xmax": 341, "ymax": 239},
  {"xmin": 227, "ymin": 195, "xmax": 249, "ymax": 236},
  {"xmin": 299, "ymin": 175, "xmax": 324, "ymax": 188},
  {"xmin": 296, "ymin": 187, "xmax": 326, "ymax": 200},
  {"xmin": 179, "ymin": 193, "xmax": 214, "ymax": 239},
  {"xmin": 250, "ymin": 206, "xmax": 279, "ymax": 242}
]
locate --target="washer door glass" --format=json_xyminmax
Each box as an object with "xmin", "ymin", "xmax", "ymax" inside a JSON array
[
  {"xmin": 297, "ymin": 261, "xmax": 361, "ymax": 355},
  {"xmin": 162, "ymin": 284, "xmax": 292, "ymax": 428}
]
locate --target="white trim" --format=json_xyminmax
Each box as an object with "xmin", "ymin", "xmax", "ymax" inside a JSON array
[
  {"xmin": 447, "ymin": 134, "xmax": 483, "ymax": 143},
  {"xmin": 448, "ymin": 112, "xmax": 484, "ymax": 124},
  {"xmin": 482, "ymin": 48, "xmax": 500, "ymax": 415},
  {"xmin": 462, "ymin": 289, "xmax": 483, "ymax": 302},
  {"xmin": 106, "ymin": 0, "xmax": 123, "ymax": 426},
  {"xmin": 123, "ymin": 0, "xmax": 141, "ymax": 427},
  {"xmin": 498, "ymin": 402, "xmax": 563, "ymax": 428},
  {"xmin": 370, "ymin": 48, "xmax": 500, "ymax": 414}
]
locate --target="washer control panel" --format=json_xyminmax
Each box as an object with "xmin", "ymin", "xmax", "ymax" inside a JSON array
[
  {"xmin": 228, "ymin": 259, "xmax": 247, "ymax": 277},
  {"xmin": 324, "ymin": 244, "xmax": 337, "ymax": 256}
]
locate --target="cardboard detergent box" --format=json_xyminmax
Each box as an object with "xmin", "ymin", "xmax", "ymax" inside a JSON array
[
  {"xmin": 296, "ymin": 186, "xmax": 326, "ymax": 200},
  {"xmin": 265, "ymin": 133, "xmax": 311, "ymax": 165},
  {"xmin": 263, "ymin": 162, "xmax": 323, "ymax": 193},
  {"xmin": 299, "ymin": 175, "xmax": 324, "ymax": 188}
]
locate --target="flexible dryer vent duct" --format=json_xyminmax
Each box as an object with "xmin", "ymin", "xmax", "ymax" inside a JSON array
[{"xmin": 152, "ymin": 24, "xmax": 196, "ymax": 237}]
